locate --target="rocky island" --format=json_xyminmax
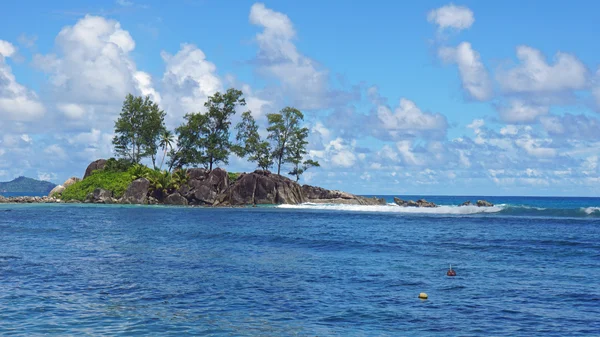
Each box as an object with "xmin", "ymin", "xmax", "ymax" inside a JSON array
[{"xmin": 0, "ymin": 159, "xmax": 385, "ymax": 207}]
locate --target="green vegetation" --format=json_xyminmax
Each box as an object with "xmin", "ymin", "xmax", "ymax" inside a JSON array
[
  {"xmin": 144, "ymin": 168, "xmax": 189, "ymax": 199},
  {"xmin": 287, "ymin": 124, "xmax": 320, "ymax": 182},
  {"xmin": 112, "ymin": 94, "xmax": 166, "ymax": 168},
  {"xmin": 0, "ymin": 176, "xmax": 56, "ymax": 194},
  {"xmin": 234, "ymin": 111, "xmax": 273, "ymax": 171},
  {"xmin": 102, "ymin": 87, "xmax": 320, "ymax": 191},
  {"xmin": 61, "ymin": 171, "xmax": 134, "ymax": 201},
  {"xmin": 267, "ymin": 107, "xmax": 317, "ymax": 179},
  {"xmin": 227, "ymin": 172, "xmax": 242, "ymax": 182},
  {"xmin": 170, "ymin": 88, "xmax": 246, "ymax": 171},
  {"xmin": 104, "ymin": 157, "xmax": 134, "ymax": 173}
]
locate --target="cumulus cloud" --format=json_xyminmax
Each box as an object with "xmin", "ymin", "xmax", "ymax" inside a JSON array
[
  {"xmin": 427, "ymin": 4, "xmax": 474, "ymax": 31},
  {"xmin": 515, "ymin": 138, "xmax": 556, "ymax": 158},
  {"xmin": 0, "ymin": 40, "xmax": 45, "ymax": 122},
  {"xmin": 497, "ymin": 45, "xmax": 588, "ymax": 93},
  {"xmin": 497, "ymin": 99, "xmax": 549, "ymax": 123},
  {"xmin": 0, "ymin": 40, "xmax": 16, "ymax": 57},
  {"xmin": 310, "ymin": 138, "xmax": 360, "ymax": 168},
  {"xmin": 439, "ymin": 42, "xmax": 492, "ymax": 101},
  {"xmin": 33, "ymin": 15, "xmax": 159, "ymax": 126},
  {"xmin": 160, "ymin": 43, "xmax": 222, "ymax": 125},
  {"xmin": 541, "ymin": 113, "xmax": 600, "ymax": 141},
  {"xmin": 249, "ymin": 3, "xmax": 351, "ymax": 110},
  {"xmin": 375, "ymin": 98, "xmax": 448, "ymax": 140}
]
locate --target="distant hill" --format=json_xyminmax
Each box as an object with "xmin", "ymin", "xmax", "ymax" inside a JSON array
[{"xmin": 0, "ymin": 176, "xmax": 56, "ymax": 194}]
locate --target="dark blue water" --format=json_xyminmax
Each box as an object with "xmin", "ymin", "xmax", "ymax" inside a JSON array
[{"xmin": 1, "ymin": 198, "xmax": 599, "ymax": 335}]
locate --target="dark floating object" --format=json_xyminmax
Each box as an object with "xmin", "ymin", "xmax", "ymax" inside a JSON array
[{"xmin": 447, "ymin": 264, "xmax": 456, "ymax": 277}]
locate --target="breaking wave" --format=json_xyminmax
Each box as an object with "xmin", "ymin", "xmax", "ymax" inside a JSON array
[
  {"xmin": 582, "ymin": 207, "xmax": 600, "ymax": 215},
  {"xmin": 277, "ymin": 203, "xmax": 600, "ymax": 218},
  {"xmin": 278, "ymin": 203, "xmax": 505, "ymax": 215}
]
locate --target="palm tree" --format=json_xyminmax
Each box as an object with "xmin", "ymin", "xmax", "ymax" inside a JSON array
[{"xmin": 158, "ymin": 129, "xmax": 174, "ymax": 171}]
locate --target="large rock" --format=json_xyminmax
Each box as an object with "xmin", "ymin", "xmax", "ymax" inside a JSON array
[
  {"xmin": 48, "ymin": 176, "xmax": 81, "ymax": 197},
  {"xmin": 83, "ymin": 159, "xmax": 107, "ymax": 179},
  {"xmin": 460, "ymin": 200, "xmax": 472, "ymax": 206},
  {"xmin": 215, "ymin": 170, "xmax": 304, "ymax": 206},
  {"xmin": 187, "ymin": 168, "xmax": 208, "ymax": 180},
  {"xmin": 164, "ymin": 192, "xmax": 188, "ymax": 206},
  {"xmin": 63, "ymin": 177, "xmax": 81, "ymax": 188},
  {"xmin": 48, "ymin": 185, "xmax": 65, "ymax": 197},
  {"xmin": 303, "ymin": 185, "xmax": 385, "ymax": 205},
  {"xmin": 180, "ymin": 168, "xmax": 229, "ymax": 205},
  {"xmin": 394, "ymin": 197, "xmax": 437, "ymax": 208},
  {"xmin": 120, "ymin": 178, "xmax": 150, "ymax": 204},
  {"xmin": 476, "ymin": 200, "xmax": 494, "ymax": 207},
  {"xmin": 85, "ymin": 188, "xmax": 114, "ymax": 204}
]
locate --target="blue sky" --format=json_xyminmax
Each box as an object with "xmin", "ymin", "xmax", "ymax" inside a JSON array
[{"xmin": 1, "ymin": 0, "xmax": 600, "ymax": 196}]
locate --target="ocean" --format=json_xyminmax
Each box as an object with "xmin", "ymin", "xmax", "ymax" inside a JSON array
[{"xmin": 1, "ymin": 196, "xmax": 599, "ymax": 335}]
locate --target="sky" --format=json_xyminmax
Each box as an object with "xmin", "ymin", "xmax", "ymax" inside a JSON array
[{"xmin": 1, "ymin": 0, "xmax": 600, "ymax": 196}]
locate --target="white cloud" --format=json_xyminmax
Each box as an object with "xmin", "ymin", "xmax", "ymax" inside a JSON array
[
  {"xmin": 377, "ymin": 98, "xmax": 447, "ymax": 139},
  {"xmin": 497, "ymin": 45, "xmax": 588, "ymax": 93},
  {"xmin": 0, "ymin": 40, "xmax": 16, "ymax": 57},
  {"xmin": 439, "ymin": 42, "xmax": 492, "ymax": 100},
  {"xmin": 427, "ymin": 4, "xmax": 474, "ymax": 31},
  {"xmin": 310, "ymin": 138, "xmax": 358, "ymax": 168},
  {"xmin": 0, "ymin": 40, "xmax": 45, "ymax": 121},
  {"xmin": 58, "ymin": 103, "xmax": 86, "ymax": 120},
  {"xmin": 44, "ymin": 144, "xmax": 68, "ymax": 160},
  {"xmin": 312, "ymin": 121, "xmax": 331, "ymax": 143},
  {"xmin": 38, "ymin": 172, "xmax": 57, "ymax": 182},
  {"xmin": 498, "ymin": 99, "xmax": 548, "ymax": 123},
  {"xmin": 396, "ymin": 140, "xmax": 423, "ymax": 166},
  {"xmin": 249, "ymin": 3, "xmax": 330, "ymax": 109},
  {"xmin": 515, "ymin": 138, "xmax": 556, "ymax": 158},
  {"xmin": 33, "ymin": 15, "xmax": 158, "ymax": 125},
  {"xmin": 500, "ymin": 125, "xmax": 519, "ymax": 136},
  {"xmin": 160, "ymin": 43, "xmax": 222, "ymax": 125},
  {"xmin": 467, "ymin": 119, "xmax": 485, "ymax": 144},
  {"xmin": 134, "ymin": 71, "xmax": 162, "ymax": 104}
]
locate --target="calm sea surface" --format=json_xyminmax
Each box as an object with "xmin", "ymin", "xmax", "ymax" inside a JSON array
[{"xmin": 1, "ymin": 196, "xmax": 599, "ymax": 336}]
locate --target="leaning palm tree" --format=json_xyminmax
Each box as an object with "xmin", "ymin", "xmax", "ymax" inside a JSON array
[{"xmin": 158, "ymin": 129, "xmax": 174, "ymax": 171}]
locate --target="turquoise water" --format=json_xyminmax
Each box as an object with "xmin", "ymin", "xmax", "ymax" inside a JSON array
[
  {"xmin": 1, "ymin": 197, "xmax": 599, "ymax": 335},
  {"xmin": 0, "ymin": 192, "xmax": 47, "ymax": 197}
]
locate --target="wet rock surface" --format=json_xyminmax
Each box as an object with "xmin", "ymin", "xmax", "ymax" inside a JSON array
[{"xmin": 393, "ymin": 197, "xmax": 438, "ymax": 208}]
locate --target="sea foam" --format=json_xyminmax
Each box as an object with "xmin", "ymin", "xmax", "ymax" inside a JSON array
[
  {"xmin": 277, "ymin": 203, "xmax": 505, "ymax": 215},
  {"xmin": 582, "ymin": 207, "xmax": 600, "ymax": 215}
]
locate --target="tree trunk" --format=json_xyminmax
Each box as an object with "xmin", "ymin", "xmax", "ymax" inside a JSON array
[
  {"xmin": 159, "ymin": 147, "xmax": 167, "ymax": 170},
  {"xmin": 277, "ymin": 156, "xmax": 282, "ymax": 175}
]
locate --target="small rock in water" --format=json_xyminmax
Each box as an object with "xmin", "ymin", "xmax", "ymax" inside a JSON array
[{"xmin": 476, "ymin": 200, "xmax": 494, "ymax": 207}]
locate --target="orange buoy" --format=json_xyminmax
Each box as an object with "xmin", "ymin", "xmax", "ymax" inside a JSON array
[
  {"xmin": 418, "ymin": 292, "xmax": 428, "ymax": 300},
  {"xmin": 447, "ymin": 264, "xmax": 456, "ymax": 277}
]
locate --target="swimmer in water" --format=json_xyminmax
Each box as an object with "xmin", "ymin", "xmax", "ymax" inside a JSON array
[{"xmin": 447, "ymin": 264, "xmax": 456, "ymax": 277}]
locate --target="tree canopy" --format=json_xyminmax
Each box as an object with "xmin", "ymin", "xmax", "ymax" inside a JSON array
[
  {"xmin": 171, "ymin": 88, "xmax": 245, "ymax": 171},
  {"xmin": 234, "ymin": 111, "xmax": 273, "ymax": 171},
  {"xmin": 112, "ymin": 94, "xmax": 165, "ymax": 167},
  {"xmin": 114, "ymin": 89, "xmax": 319, "ymax": 182}
]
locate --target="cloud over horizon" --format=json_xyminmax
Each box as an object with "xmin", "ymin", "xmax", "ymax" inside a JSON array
[{"xmin": 0, "ymin": 2, "xmax": 599, "ymax": 196}]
